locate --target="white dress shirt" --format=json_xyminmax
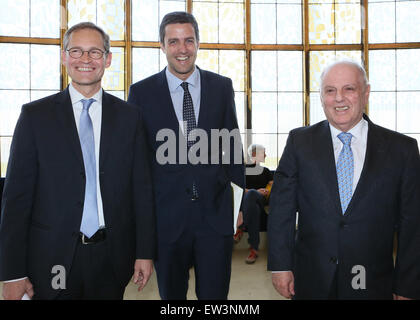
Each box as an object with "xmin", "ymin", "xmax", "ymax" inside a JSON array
[
  {"xmin": 165, "ymin": 66, "xmax": 201, "ymax": 133},
  {"xmin": 69, "ymin": 83, "xmax": 106, "ymax": 228},
  {"xmin": 329, "ymin": 118, "xmax": 369, "ymax": 193}
]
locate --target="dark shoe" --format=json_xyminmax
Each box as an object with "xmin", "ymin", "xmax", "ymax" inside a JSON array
[
  {"xmin": 233, "ymin": 228, "xmax": 243, "ymax": 244},
  {"xmin": 245, "ymin": 248, "xmax": 258, "ymax": 264}
]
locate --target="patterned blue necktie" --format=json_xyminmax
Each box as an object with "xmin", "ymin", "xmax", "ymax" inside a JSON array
[
  {"xmin": 79, "ymin": 98, "xmax": 99, "ymax": 237},
  {"xmin": 181, "ymin": 82, "xmax": 198, "ymax": 198},
  {"xmin": 336, "ymin": 132, "xmax": 354, "ymax": 214}
]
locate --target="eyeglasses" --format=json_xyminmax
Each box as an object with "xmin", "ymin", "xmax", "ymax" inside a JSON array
[{"xmin": 67, "ymin": 48, "xmax": 107, "ymax": 59}]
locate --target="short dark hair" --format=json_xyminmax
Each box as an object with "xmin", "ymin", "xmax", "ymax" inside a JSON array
[
  {"xmin": 63, "ymin": 22, "xmax": 110, "ymax": 54},
  {"xmin": 159, "ymin": 11, "xmax": 199, "ymax": 44}
]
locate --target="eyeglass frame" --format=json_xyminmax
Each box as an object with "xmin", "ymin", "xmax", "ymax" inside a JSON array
[{"xmin": 66, "ymin": 47, "xmax": 108, "ymax": 59}]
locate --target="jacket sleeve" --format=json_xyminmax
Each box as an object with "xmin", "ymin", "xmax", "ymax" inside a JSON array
[
  {"xmin": 0, "ymin": 106, "xmax": 38, "ymax": 280},
  {"xmin": 267, "ymin": 131, "xmax": 298, "ymax": 272},
  {"xmin": 393, "ymin": 139, "xmax": 420, "ymax": 299}
]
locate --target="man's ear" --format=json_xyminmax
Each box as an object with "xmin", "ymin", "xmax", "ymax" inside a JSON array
[{"xmin": 105, "ymin": 52, "xmax": 112, "ymax": 68}]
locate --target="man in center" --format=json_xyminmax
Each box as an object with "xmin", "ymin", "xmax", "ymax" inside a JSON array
[{"xmin": 128, "ymin": 11, "xmax": 245, "ymax": 300}]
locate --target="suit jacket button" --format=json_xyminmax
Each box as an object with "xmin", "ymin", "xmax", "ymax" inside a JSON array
[
  {"xmin": 330, "ymin": 257, "xmax": 337, "ymax": 264},
  {"xmin": 340, "ymin": 221, "xmax": 348, "ymax": 228}
]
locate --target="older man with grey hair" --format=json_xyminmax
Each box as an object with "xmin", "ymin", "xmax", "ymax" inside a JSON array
[{"xmin": 268, "ymin": 60, "xmax": 420, "ymax": 300}]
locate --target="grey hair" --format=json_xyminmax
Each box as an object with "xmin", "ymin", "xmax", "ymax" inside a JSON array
[
  {"xmin": 247, "ymin": 144, "xmax": 265, "ymax": 159},
  {"xmin": 63, "ymin": 22, "xmax": 110, "ymax": 54},
  {"xmin": 159, "ymin": 11, "xmax": 200, "ymax": 44},
  {"xmin": 320, "ymin": 59, "xmax": 369, "ymax": 90}
]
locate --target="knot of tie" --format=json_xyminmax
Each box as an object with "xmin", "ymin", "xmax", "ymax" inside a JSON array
[
  {"xmin": 81, "ymin": 98, "xmax": 95, "ymax": 111},
  {"xmin": 338, "ymin": 132, "xmax": 352, "ymax": 146},
  {"xmin": 180, "ymin": 82, "xmax": 189, "ymax": 92}
]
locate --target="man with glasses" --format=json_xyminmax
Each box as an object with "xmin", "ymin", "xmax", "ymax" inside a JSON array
[{"xmin": 0, "ymin": 22, "xmax": 156, "ymax": 299}]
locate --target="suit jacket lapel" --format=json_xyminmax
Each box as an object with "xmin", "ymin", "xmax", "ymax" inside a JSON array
[
  {"xmin": 345, "ymin": 115, "xmax": 387, "ymax": 216},
  {"xmin": 99, "ymin": 91, "xmax": 118, "ymax": 168},
  {"xmin": 54, "ymin": 88, "xmax": 84, "ymax": 165},
  {"xmin": 315, "ymin": 121, "xmax": 344, "ymax": 215},
  {"xmin": 197, "ymin": 67, "xmax": 209, "ymax": 129},
  {"xmin": 157, "ymin": 69, "xmax": 184, "ymax": 135}
]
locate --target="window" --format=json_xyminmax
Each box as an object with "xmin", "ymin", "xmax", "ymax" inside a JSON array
[{"xmin": 1, "ymin": 0, "xmax": 419, "ymax": 176}]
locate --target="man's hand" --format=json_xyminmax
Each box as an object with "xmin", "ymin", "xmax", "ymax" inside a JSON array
[
  {"xmin": 2, "ymin": 278, "xmax": 34, "ymax": 300},
  {"xmin": 272, "ymin": 271, "xmax": 295, "ymax": 299},
  {"xmin": 237, "ymin": 211, "xmax": 243, "ymax": 227},
  {"xmin": 132, "ymin": 259, "xmax": 153, "ymax": 292},
  {"xmin": 393, "ymin": 294, "xmax": 413, "ymax": 300}
]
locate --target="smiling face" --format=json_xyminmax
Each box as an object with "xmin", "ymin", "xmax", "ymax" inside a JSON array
[
  {"xmin": 62, "ymin": 28, "xmax": 112, "ymax": 97},
  {"xmin": 161, "ymin": 23, "xmax": 199, "ymax": 80},
  {"xmin": 320, "ymin": 63, "xmax": 370, "ymax": 132}
]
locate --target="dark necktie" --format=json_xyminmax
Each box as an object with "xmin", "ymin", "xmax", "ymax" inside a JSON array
[
  {"xmin": 79, "ymin": 98, "xmax": 99, "ymax": 237},
  {"xmin": 181, "ymin": 82, "xmax": 198, "ymax": 198}
]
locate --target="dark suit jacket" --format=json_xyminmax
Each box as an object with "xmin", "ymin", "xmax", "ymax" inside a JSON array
[
  {"xmin": 128, "ymin": 68, "xmax": 245, "ymax": 243},
  {"xmin": 268, "ymin": 115, "xmax": 420, "ymax": 299},
  {"xmin": 0, "ymin": 88, "xmax": 156, "ymax": 299}
]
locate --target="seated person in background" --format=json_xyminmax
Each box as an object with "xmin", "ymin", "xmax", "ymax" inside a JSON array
[{"xmin": 234, "ymin": 144, "xmax": 273, "ymax": 264}]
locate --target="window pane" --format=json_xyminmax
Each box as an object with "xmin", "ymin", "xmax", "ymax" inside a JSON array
[
  {"xmin": 252, "ymin": 92, "xmax": 277, "ymax": 133},
  {"xmin": 397, "ymin": 92, "xmax": 420, "ymax": 133},
  {"xmin": 193, "ymin": 2, "xmax": 218, "ymax": 43},
  {"xmin": 235, "ymin": 91, "xmax": 245, "ymax": 133},
  {"xmin": 97, "ymin": 0, "xmax": 125, "ymax": 40},
  {"xmin": 396, "ymin": 1, "xmax": 420, "ymax": 43},
  {"xmin": 132, "ymin": 0, "xmax": 158, "ymax": 41},
  {"xmin": 0, "ymin": 90, "xmax": 30, "ymax": 136},
  {"xmin": 277, "ymin": 51, "xmax": 302, "ymax": 92},
  {"xmin": 1, "ymin": 137, "xmax": 12, "ymax": 177},
  {"xmin": 132, "ymin": 48, "xmax": 161, "ymax": 83},
  {"xmin": 252, "ymin": 51, "xmax": 277, "ymax": 92},
  {"xmin": 277, "ymin": 4, "xmax": 302, "ymax": 44},
  {"xmin": 335, "ymin": 3, "xmax": 361, "ymax": 44},
  {"xmin": 369, "ymin": 92, "xmax": 396, "ymax": 131},
  {"xmin": 368, "ymin": 2, "xmax": 395, "ymax": 43},
  {"xmin": 0, "ymin": 0, "xmax": 29, "ymax": 37},
  {"xmin": 369, "ymin": 50, "xmax": 395, "ymax": 92},
  {"xmin": 31, "ymin": 90, "xmax": 59, "ymax": 102},
  {"xmin": 219, "ymin": 50, "xmax": 245, "ymax": 92},
  {"xmin": 196, "ymin": 49, "xmax": 219, "ymax": 74},
  {"xmin": 309, "ymin": 92, "xmax": 326, "ymax": 124},
  {"xmin": 31, "ymin": 0, "xmax": 60, "ymax": 38},
  {"xmin": 103, "ymin": 47, "xmax": 125, "ymax": 92},
  {"xmin": 68, "ymin": 0, "xmax": 125, "ymax": 41},
  {"xmin": 397, "ymin": 49, "xmax": 420, "ymax": 91},
  {"xmin": 31, "ymin": 45, "xmax": 61, "ymax": 90},
  {"xmin": 0, "ymin": 44, "xmax": 30, "ymax": 90},
  {"xmin": 251, "ymin": 4, "xmax": 276, "ymax": 44},
  {"xmin": 278, "ymin": 92, "xmax": 303, "ymax": 132},
  {"xmin": 219, "ymin": 2, "xmax": 244, "ymax": 44},
  {"xmin": 309, "ymin": 3, "xmax": 335, "ymax": 44},
  {"xmin": 68, "ymin": 0, "xmax": 96, "ymax": 26}
]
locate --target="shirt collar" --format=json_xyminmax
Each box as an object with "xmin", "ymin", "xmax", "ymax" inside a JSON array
[
  {"xmin": 69, "ymin": 82, "xmax": 103, "ymax": 106},
  {"xmin": 166, "ymin": 66, "xmax": 200, "ymax": 93},
  {"xmin": 329, "ymin": 117, "xmax": 368, "ymax": 142}
]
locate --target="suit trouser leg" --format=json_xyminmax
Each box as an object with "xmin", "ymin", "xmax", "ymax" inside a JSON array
[
  {"xmin": 155, "ymin": 201, "xmax": 233, "ymax": 300},
  {"xmin": 56, "ymin": 238, "xmax": 125, "ymax": 300},
  {"xmin": 242, "ymin": 189, "xmax": 264, "ymax": 251}
]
